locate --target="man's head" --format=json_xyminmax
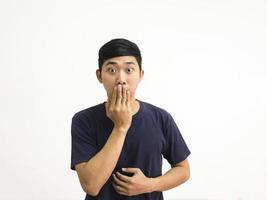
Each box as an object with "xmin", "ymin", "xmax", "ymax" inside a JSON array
[
  {"xmin": 98, "ymin": 38, "xmax": 142, "ymax": 71},
  {"xmin": 96, "ymin": 38, "xmax": 144, "ymax": 100}
]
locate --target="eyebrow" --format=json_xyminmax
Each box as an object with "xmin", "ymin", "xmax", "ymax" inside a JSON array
[
  {"xmin": 125, "ymin": 62, "xmax": 136, "ymax": 65},
  {"xmin": 104, "ymin": 61, "xmax": 136, "ymax": 66},
  {"xmin": 104, "ymin": 61, "xmax": 117, "ymax": 66}
]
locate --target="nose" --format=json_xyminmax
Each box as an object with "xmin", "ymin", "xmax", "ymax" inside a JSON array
[{"xmin": 116, "ymin": 71, "xmax": 126, "ymax": 85}]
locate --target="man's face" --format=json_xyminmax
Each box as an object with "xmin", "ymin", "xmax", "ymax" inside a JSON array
[{"xmin": 96, "ymin": 56, "xmax": 144, "ymax": 100}]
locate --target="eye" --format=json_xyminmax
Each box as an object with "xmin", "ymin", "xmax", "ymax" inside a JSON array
[
  {"xmin": 126, "ymin": 68, "xmax": 134, "ymax": 74},
  {"xmin": 107, "ymin": 67, "xmax": 116, "ymax": 74}
]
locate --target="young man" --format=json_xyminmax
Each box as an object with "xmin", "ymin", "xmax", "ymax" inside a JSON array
[{"xmin": 71, "ymin": 38, "xmax": 191, "ymax": 200}]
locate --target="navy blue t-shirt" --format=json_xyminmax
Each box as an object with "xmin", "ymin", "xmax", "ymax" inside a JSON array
[{"xmin": 71, "ymin": 100, "xmax": 191, "ymax": 200}]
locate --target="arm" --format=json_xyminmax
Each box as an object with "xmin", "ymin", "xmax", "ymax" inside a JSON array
[
  {"xmin": 150, "ymin": 159, "xmax": 190, "ymax": 192},
  {"xmin": 112, "ymin": 159, "xmax": 190, "ymax": 196},
  {"xmin": 75, "ymin": 85, "xmax": 132, "ymax": 196},
  {"xmin": 76, "ymin": 127, "xmax": 127, "ymax": 196}
]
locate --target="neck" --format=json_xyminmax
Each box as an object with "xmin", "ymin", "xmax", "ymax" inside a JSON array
[{"xmin": 130, "ymin": 98, "xmax": 140, "ymax": 115}]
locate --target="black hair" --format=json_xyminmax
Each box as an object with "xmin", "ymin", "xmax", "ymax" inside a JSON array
[{"xmin": 98, "ymin": 38, "xmax": 142, "ymax": 70}]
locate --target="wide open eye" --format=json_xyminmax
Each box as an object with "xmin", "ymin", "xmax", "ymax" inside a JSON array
[
  {"xmin": 126, "ymin": 67, "xmax": 134, "ymax": 74},
  {"xmin": 107, "ymin": 67, "xmax": 116, "ymax": 74}
]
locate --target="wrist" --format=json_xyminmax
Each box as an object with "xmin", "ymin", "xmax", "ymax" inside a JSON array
[
  {"xmin": 113, "ymin": 126, "xmax": 129, "ymax": 134},
  {"xmin": 147, "ymin": 177, "xmax": 160, "ymax": 193}
]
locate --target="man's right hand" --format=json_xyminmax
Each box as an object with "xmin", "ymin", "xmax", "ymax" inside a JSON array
[
  {"xmin": 105, "ymin": 84, "xmax": 132, "ymax": 131},
  {"xmin": 76, "ymin": 84, "xmax": 133, "ymax": 196}
]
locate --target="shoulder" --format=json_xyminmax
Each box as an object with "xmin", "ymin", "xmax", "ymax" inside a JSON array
[
  {"xmin": 72, "ymin": 102, "xmax": 105, "ymax": 123},
  {"xmin": 139, "ymin": 101, "xmax": 178, "ymax": 134},
  {"xmin": 140, "ymin": 100, "xmax": 171, "ymax": 121}
]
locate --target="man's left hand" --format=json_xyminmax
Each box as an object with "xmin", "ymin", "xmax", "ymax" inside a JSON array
[{"xmin": 112, "ymin": 168, "xmax": 153, "ymax": 196}]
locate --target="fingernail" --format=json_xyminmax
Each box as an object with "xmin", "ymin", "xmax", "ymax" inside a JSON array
[{"xmin": 122, "ymin": 168, "xmax": 125, "ymax": 171}]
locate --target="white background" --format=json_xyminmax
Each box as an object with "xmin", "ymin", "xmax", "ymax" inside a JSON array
[{"xmin": 1, "ymin": 0, "xmax": 267, "ymax": 200}]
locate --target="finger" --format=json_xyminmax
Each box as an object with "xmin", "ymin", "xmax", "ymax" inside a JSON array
[
  {"xmin": 112, "ymin": 174, "xmax": 128, "ymax": 187},
  {"xmin": 115, "ymin": 84, "xmax": 122, "ymax": 106},
  {"xmin": 121, "ymin": 85, "xmax": 127, "ymax": 105},
  {"xmin": 112, "ymin": 182, "xmax": 128, "ymax": 195},
  {"xmin": 122, "ymin": 167, "xmax": 140, "ymax": 176},
  {"xmin": 115, "ymin": 172, "xmax": 132, "ymax": 183},
  {"xmin": 110, "ymin": 86, "xmax": 117, "ymax": 108},
  {"xmin": 126, "ymin": 90, "xmax": 131, "ymax": 107}
]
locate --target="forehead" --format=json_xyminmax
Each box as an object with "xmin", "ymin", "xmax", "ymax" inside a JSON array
[{"xmin": 103, "ymin": 56, "xmax": 138, "ymax": 66}]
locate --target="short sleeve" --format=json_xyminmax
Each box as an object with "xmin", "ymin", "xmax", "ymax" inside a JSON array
[
  {"xmin": 70, "ymin": 114, "xmax": 98, "ymax": 170},
  {"xmin": 162, "ymin": 113, "xmax": 191, "ymax": 166}
]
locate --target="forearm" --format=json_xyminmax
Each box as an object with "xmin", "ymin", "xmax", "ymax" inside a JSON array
[
  {"xmin": 82, "ymin": 127, "xmax": 127, "ymax": 194},
  {"xmin": 150, "ymin": 165, "xmax": 190, "ymax": 192}
]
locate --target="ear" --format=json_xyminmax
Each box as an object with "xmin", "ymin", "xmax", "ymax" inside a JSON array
[
  {"xmin": 139, "ymin": 69, "xmax": 144, "ymax": 83},
  {"xmin": 96, "ymin": 69, "xmax": 102, "ymax": 83}
]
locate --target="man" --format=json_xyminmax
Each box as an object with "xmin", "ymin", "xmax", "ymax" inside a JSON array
[{"xmin": 71, "ymin": 38, "xmax": 191, "ymax": 200}]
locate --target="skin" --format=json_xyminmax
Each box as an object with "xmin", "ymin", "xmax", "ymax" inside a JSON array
[
  {"xmin": 74, "ymin": 56, "xmax": 190, "ymax": 197},
  {"xmin": 96, "ymin": 56, "xmax": 144, "ymax": 120}
]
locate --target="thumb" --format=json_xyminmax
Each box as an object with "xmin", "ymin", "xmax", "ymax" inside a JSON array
[{"xmin": 122, "ymin": 167, "xmax": 139, "ymax": 174}]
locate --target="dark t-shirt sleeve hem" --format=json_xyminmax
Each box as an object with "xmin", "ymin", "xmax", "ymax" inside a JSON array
[
  {"xmin": 167, "ymin": 149, "xmax": 191, "ymax": 166},
  {"xmin": 71, "ymin": 157, "xmax": 91, "ymax": 171}
]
